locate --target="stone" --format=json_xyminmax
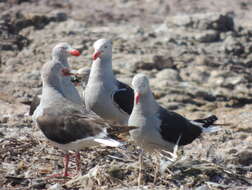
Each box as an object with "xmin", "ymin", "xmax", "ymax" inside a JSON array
[
  {"xmin": 222, "ymin": 36, "xmax": 245, "ymax": 56},
  {"xmin": 235, "ymin": 150, "xmax": 252, "ymax": 166},
  {"xmin": 194, "ymin": 30, "xmax": 220, "ymax": 43},
  {"xmin": 166, "ymin": 12, "xmax": 234, "ymax": 32},
  {"xmin": 155, "ymin": 68, "xmax": 181, "ymax": 82},
  {"xmin": 195, "ymin": 185, "xmax": 210, "ymax": 190},
  {"xmin": 48, "ymin": 183, "xmax": 63, "ymax": 190}
]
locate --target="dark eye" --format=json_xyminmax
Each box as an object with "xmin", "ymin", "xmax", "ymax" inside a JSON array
[{"xmin": 104, "ymin": 45, "xmax": 108, "ymax": 48}]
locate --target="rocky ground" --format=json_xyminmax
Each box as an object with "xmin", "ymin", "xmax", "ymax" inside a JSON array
[{"xmin": 0, "ymin": 0, "xmax": 252, "ymax": 189}]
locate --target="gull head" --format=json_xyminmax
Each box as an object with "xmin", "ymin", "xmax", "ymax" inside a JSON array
[
  {"xmin": 92, "ymin": 39, "xmax": 112, "ymax": 60},
  {"xmin": 132, "ymin": 73, "xmax": 150, "ymax": 104},
  {"xmin": 52, "ymin": 42, "xmax": 80, "ymax": 59}
]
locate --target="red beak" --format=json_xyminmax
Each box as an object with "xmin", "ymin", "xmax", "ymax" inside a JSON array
[
  {"xmin": 135, "ymin": 92, "xmax": 140, "ymax": 104},
  {"xmin": 69, "ymin": 49, "xmax": 80, "ymax": 56},
  {"xmin": 61, "ymin": 68, "xmax": 73, "ymax": 76},
  {"xmin": 92, "ymin": 51, "xmax": 101, "ymax": 60}
]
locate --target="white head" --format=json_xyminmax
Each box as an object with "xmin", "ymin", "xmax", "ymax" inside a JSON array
[
  {"xmin": 41, "ymin": 61, "xmax": 73, "ymax": 86},
  {"xmin": 52, "ymin": 42, "xmax": 80, "ymax": 60},
  {"xmin": 132, "ymin": 74, "xmax": 150, "ymax": 104},
  {"xmin": 92, "ymin": 39, "xmax": 112, "ymax": 60}
]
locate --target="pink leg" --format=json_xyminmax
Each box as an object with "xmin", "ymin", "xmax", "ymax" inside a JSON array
[
  {"xmin": 75, "ymin": 152, "xmax": 81, "ymax": 174},
  {"xmin": 47, "ymin": 153, "xmax": 70, "ymax": 178},
  {"xmin": 63, "ymin": 154, "xmax": 70, "ymax": 177}
]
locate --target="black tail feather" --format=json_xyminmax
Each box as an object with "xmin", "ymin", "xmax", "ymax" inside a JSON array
[{"xmin": 194, "ymin": 115, "xmax": 218, "ymax": 128}]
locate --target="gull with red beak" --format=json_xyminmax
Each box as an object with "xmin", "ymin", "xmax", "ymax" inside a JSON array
[
  {"xmin": 30, "ymin": 43, "xmax": 83, "ymax": 118},
  {"xmin": 85, "ymin": 39, "xmax": 134, "ymax": 125},
  {"xmin": 128, "ymin": 73, "xmax": 221, "ymax": 185},
  {"xmin": 35, "ymin": 61, "xmax": 131, "ymax": 178}
]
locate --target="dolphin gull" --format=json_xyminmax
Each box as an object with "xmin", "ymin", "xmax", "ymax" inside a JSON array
[{"xmin": 85, "ymin": 39, "xmax": 134, "ymax": 125}]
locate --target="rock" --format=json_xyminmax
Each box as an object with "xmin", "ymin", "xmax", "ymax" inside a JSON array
[
  {"xmin": 194, "ymin": 30, "xmax": 220, "ymax": 43},
  {"xmin": 222, "ymin": 36, "xmax": 245, "ymax": 56},
  {"xmin": 166, "ymin": 12, "xmax": 234, "ymax": 32},
  {"xmin": 152, "ymin": 55, "xmax": 176, "ymax": 69},
  {"xmin": 201, "ymin": 13, "xmax": 234, "ymax": 32},
  {"xmin": 244, "ymin": 59, "xmax": 252, "ymax": 68},
  {"xmin": 235, "ymin": 150, "xmax": 252, "ymax": 166},
  {"xmin": 0, "ymin": 21, "xmax": 30, "ymax": 50},
  {"xmin": 166, "ymin": 14, "xmax": 193, "ymax": 28},
  {"xmin": 108, "ymin": 166, "xmax": 124, "ymax": 180},
  {"xmin": 24, "ymin": 70, "xmax": 40, "ymax": 81},
  {"xmin": 48, "ymin": 183, "xmax": 63, "ymax": 190},
  {"xmin": 6, "ymin": 0, "xmax": 32, "ymax": 4},
  {"xmin": 30, "ymin": 179, "xmax": 46, "ymax": 189},
  {"xmin": 180, "ymin": 65, "xmax": 211, "ymax": 83},
  {"xmin": 54, "ymin": 12, "xmax": 68, "ymax": 22},
  {"xmin": 13, "ymin": 12, "xmax": 68, "ymax": 32},
  {"xmin": 155, "ymin": 68, "xmax": 181, "ymax": 82},
  {"xmin": 6, "ymin": 58, "xmax": 23, "ymax": 65},
  {"xmin": 4, "ymin": 58, "xmax": 23, "ymax": 72},
  {"xmin": 195, "ymin": 185, "xmax": 210, "ymax": 190},
  {"xmin": 208, "ymin": 70, "xmax": 244, "ymax": 89},
  {"xmin": 194, "ymin": 90, "xmax": 216, "ymax": 102},
  {"xmin": 0, "ymin": 115, "xmax": 9, "ymax": 123},
  {"xmin": 128, "ymin": 55, "xmax": 176, "ymax": 72}
]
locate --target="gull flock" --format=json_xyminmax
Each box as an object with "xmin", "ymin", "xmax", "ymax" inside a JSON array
[{"xmin": 30, "ymin": 39, "xmax": 223, "ymax": 185}]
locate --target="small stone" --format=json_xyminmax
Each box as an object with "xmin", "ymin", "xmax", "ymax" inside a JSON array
[
  {"xmin": 195, "ymin": 185, "xmax": 210, "ymax": 190},
  {"xmin": 165, "ymin": 12, "xmax": 234, "ymax": 32},
  {"xmin": 48, "ymin": 183, "xmax": 63, "ymax": 190},
  {"xmin": 194, "ymin": 30, "xmax": 220, "ymax": 43},
  {"xmin": 6, "ymin": 58, "xmax": 23, "ymax": 65},
  {"xmin": 0, "ymin": 115, "xmax": 9, "ymax": 123},
  {"xmin": 55, "ymin": 12, "xmax": 68, "ymax": 22},
  {"xmin": 31, "ymin": 179, "xmax": 46, "ymax": 189},
  {"xmin": 235, "ymin": 151, "xmax": 252, "ymax": 166},
  {"xmin": 155, "ymin": 68, "xmax": 181, "ymax": 82}
]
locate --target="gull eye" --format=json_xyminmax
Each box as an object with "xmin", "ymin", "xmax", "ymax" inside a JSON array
[{"xmin": 104, "ymin": 45, "xmax": 108, "ymax": 49}]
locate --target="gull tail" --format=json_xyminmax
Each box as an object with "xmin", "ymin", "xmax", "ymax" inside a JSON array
[
  {"xmin": 194, "ymin": 115, "xmax": 218, "ymax": 127},
  {"xmin": 94, "ymin": 138, "xmax": 124, "ymax": 147},
  {"xmin": 191, "ymin": 115, "xmax": 223, "ymax": 133},
  {"xmin": 202, "ymin": 126, "xmax": 222, "ymax": 133}
]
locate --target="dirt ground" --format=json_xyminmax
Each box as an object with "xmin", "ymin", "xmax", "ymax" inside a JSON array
[{"xmin": 0, "ymin": 0, "xmax": 252, "ymax": 189}]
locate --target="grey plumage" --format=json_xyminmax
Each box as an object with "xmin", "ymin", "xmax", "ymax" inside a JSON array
[
  {"xmin": 31, "ymin": 43, "xmax": 83, "ymax": 120},
  {"xmin": 85, "ymin": 39, "xmax": 134, "ymax": 125},
  {"xmin": 128, "ymin": 73, "xmax": 221, "ymax": 153}
]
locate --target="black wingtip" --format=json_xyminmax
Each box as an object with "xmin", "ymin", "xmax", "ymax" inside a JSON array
[{"xmin": 194, "ymin": 115, "xmax": 218, "ymax": 127}]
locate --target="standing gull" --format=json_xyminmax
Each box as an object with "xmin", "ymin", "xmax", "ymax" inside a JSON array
[
  {"xmin": 29, "ymin": 43, "xmax": 82, "ymax": 116},
  {"xmin": 36, "ymin": 61, "xmax": 131, "ymax": 177},
  {"xmin": 128, "ymin": 73, "xmax": 221, "ymax": 184},
  {"xmin": 85, "ymin": 39, "xmax": 134, "ymax": 125}
]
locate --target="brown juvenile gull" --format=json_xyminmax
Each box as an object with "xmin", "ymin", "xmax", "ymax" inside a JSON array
[
  {"xmin": 128, "ymin": 73, "xmax": 221, "ymax": 184},
  {"xmin": 36, "ymin": 61, "xmax": 131, "ymax": 178},
  {"xmin": 29, "ymin": 42, "xmax": 82, "ymax": 116},
  {"xmin": 85, "ymin": 39, "xmax": 134, "ymax": 125}
]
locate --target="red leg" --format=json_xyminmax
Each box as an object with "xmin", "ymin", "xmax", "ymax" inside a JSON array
[
  {"xmin": 47, "ymin": 153, "xmax": 70, "ymax": 178},
  {"xmin": 75, "ymin": 152, "xmax": 81, "ymax": 174},
  {"xmin": 63, "ymin": 154, "xmax": 70, "ymax": 177}
]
